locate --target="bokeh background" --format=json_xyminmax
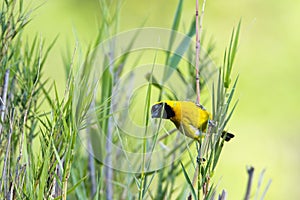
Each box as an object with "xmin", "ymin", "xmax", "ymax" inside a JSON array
[{"xmin": 25, "ymin": 0, "xmax": 300, "ymax": 199}]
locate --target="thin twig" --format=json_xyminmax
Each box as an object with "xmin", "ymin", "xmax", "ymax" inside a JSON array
[
  {"xmin": 203, "ymin": 175, "xmax": 210, "ymax": 197},
  {"xmin": 197, "ymin": 141, "xmax": 202, "ymax": 199},
  {"xmin": 194, "ymin": 2, "xmax": 202, "ymax": 196},
  {"xmin": 218, "ymin": 190, "xmax": 227, "ymax": 200},
  {"xmin": 244, "ymin": 166, "xmax": 254, "ymax": 200},
  {"xmin": 192, "ymin": 165, "xmax": 199, "ymax": 187},
  {"xmin": 195, "ymin": 0, "xmax": 200, "ymax": 104},
  {"xmin": 86, "ymin": 97, "xmax": 97, "ymax": 198},
  {"xmin": 104, "ymin": 49, "xmax": 115, "ymax": 200},
  {"xmin": 260, "ymin": 179, "xmax": 272, "ymax": 200},
  {"xmin": 104, "ymin": 115, "xmax": 114, "ymax": 200},
  {"xmin": 191, "ymin": 142, "xmax": 203, "ymax": 195},
  {"xmin": 88, "ymin": 131, "xmax": 97, "ymax": 197},
  {"xmin": 192, "ymin": 120, "xmax": 213, "ymax": 198},
  {"xmin": 51, "ymin": 164, "xmax": 63, "ymax": 199},
  {"xmin": 254, "ymin": 169, "xmax": 265, "ymax": 200},
  {"xmin": 61, "ymin": 43, "xmax": 78, "ymax": 200},
  {"xmin": 195, "ymin": 0, "xmax": 207, "ymax": 105},
  {"xmin": 0, "ymin": 69, "xmax": 10, "ymax": 135},
  {"xmin": 1, "ymin": 108, "xmax": 14, "ymax": 197}
]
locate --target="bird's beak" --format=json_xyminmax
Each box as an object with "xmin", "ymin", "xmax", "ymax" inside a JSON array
[{"xmin": 151, "ymin": 103, "xmax": 165, "ymax": 118}]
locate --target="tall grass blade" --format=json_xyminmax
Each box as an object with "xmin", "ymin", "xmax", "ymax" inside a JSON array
[{"xmin": 180, "ymin": 161, "xmax": 197, "ymax": 200}]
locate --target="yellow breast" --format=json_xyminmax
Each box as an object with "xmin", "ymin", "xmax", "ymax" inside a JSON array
[{"xmin": 165, "ymin": 101, "xmax": 211, "ymax": 140}]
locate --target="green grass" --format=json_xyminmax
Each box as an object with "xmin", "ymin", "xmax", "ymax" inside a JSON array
[{"xmin": 0, "ymin": 0, "xmax": 274, "ymax": 199}]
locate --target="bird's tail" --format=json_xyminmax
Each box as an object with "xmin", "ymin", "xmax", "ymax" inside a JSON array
[{"xmin": 221, "ymin": 131, "xmax": 235, "ymax": 142}]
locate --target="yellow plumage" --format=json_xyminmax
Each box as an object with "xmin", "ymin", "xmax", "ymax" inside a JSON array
[
  {"xmin": 151, "ymin": 100, "xmax": 234, "ymax": 142},
  {"xmin": 162, "ymin": 101, "xmax": 211, "ymax": 140}
]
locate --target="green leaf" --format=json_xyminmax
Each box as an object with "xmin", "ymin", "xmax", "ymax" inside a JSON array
[
  {"xmin": 180, "ymin": 161, "xmax": 197, "ymax": 200},
  {"xmin": 164, "ymin": 0, "xmax": 183, "ymax": 67},
  {"xmin": 224, "ymin": 21, "xmax": 241, "ymax": 88},
  {"xmin": 162, "ymin": 17, "xmax": 196, "ymax": 83}
]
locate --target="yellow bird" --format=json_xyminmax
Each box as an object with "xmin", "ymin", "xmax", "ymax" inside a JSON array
[{"xmin": 151, "ymin": 100, "xmax": 234, "ymax": 142}]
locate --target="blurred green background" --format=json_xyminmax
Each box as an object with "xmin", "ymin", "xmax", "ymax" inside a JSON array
[{"xmin": 25, "ymin": 0, "xmax": 300, "ymax": 199}]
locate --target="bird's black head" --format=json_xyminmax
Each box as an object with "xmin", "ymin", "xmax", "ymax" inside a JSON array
[{"xmin": 151, "ymin": 102, "xmax": 175, "ymax": 119}]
